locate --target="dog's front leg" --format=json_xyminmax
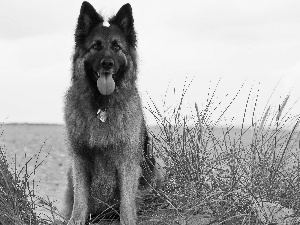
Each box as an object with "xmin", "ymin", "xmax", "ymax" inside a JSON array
[
  {"xmin": 119, "ymin": 160, "xmax": 141, "ymax": 225},
  {"xmin": 67, "ymin": 155, "xmax": 90, "ymax": 225}
]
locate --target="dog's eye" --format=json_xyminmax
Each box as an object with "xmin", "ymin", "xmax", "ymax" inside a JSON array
[
  {"xmin": 111, "ymin": 41, "xmax": 122, "ymax": 51},
  {"xmin": 112, "ymin": 45, "xmax": 121, "ymax": 51},
  {"xmin": 92, "ymin": 43, "xmax": 102, "ymax": 51}
]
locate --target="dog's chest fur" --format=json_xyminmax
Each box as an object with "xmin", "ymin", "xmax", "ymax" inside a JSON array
[
  {"xmin": 89, "ymin": 152, "xmax": 120, "ymax": 213},
  {"xmin": 65, "ymin": 90, "xmax": 144, "ymax": 150}
]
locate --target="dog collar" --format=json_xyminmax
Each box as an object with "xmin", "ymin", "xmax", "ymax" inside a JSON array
[{"xmin": 97, "ymin": 109, "xmax": 107, "ymax": 122}]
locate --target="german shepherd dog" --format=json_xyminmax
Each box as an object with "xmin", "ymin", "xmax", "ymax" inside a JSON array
[{"xmin": 63, "ymin": 2, "xmax": 160, "ymax": 225}]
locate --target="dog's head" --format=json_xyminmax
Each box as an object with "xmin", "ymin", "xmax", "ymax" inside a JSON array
[{"xmin": 73, "ymin": 1, "xmax": 137, "ymax": 96}]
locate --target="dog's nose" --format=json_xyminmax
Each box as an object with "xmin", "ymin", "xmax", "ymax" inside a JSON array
[{"xmin": 101, "ymin": 58, "xmax": 114, "ymax": 70}]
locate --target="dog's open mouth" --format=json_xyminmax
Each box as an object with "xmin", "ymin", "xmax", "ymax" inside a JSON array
[
  {"xmin": 94, "ymin": 71, "xmax": 116, "ymax": 95},
  {"xmin": 94, "ymin": 71, "xmax": 113, "ymax": 78},
  {"xmin": 94, "ymin": 70, "xmax": 118, "ymax": 79}
]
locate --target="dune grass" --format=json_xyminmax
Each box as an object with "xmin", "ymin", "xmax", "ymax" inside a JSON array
[
  {"xmin": 0, "ymin": 131, "xmax": 64, "ymax": 225},
  {"xmin": 0, "ymin": 145, "xmax": 38, "ymax": 224},
  {"xmin": 0, "ymin": 81, "xmax": 300, "ymax": 225},
  {"xmin": 139, "ymin": 81, "xmax": 300, "ymax": 224}
]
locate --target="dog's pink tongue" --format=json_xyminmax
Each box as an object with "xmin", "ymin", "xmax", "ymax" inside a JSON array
[{"xmin": 97, "ymin": 74, "xmax": 115, "ymax": 95}]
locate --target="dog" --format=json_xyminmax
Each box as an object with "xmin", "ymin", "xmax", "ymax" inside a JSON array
[{"xmin": 63, "ymin": 2, "xmax": 163, "ymax": 225}]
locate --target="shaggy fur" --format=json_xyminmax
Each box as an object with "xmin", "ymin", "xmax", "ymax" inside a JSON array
[{"xmin": 63, "ymin": 2, "xmax": 157, "ymax": 225}]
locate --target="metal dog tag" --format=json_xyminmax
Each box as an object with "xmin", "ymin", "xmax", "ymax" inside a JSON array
[{"xmin": 97, "ymin": 109, "xmax": 107, "ymax": 122}]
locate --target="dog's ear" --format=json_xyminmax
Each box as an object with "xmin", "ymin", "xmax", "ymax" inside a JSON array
[
  {"xmin": 75, "ymin": 1, "xmax": 104, "ymax": 48},
  {"xmin": 109, "ymin": 4, "xmax": 137, "ymax": 47}
]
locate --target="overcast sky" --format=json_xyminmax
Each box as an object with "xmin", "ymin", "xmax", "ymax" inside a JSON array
[{"xmin": 0, "ymin": 0, "xmax": 299, "ymax": 127}]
